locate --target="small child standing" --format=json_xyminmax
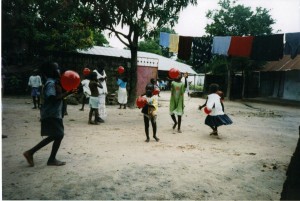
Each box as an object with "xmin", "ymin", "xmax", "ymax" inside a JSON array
[
  {"xmin": 79, "ymin": 74, "xmax": 91, "ymax": 111},
  {"xmin": 141, "ymin": 89, "xmax": 159, "ymax": 142},
  {"xmin": 204, "ymin": 83, "xmax": 232, "ymax": 136},
  {"xmin": 88, "ymin": 72, "xmax": 102, "ymax": 125},
  {"xmin": 116, "ymin": 76, "xmax": 128, "ymax": 109},
  {"xmin": 27, "ymin": 69, "xmax": 42, "ymax": 109}
]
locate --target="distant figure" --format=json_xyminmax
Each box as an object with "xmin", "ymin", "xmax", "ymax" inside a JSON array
[
  {"xmin": 23, "ymin": 62, "xmax": 77, "ymax": 167},
  {"xmin": 27, "ymin": 69, "xmax": 42, "ymax": 109},
  {"xmin": 79, "ymin": 74, "xmax": 91, "ymax": 111},
  {"xmin": 93, "ymin": 62, "xmax": 108, "ymax": 123},
  {"xmin": 88, "ymin": 72, "xmax": 102, "ymax": 125},
  {"xmin": 116, "ymin": 76, "xmax": 128, "ymax": 109},
  {"xmin": 169, "ymin": 73, "xmax": 188, "ymax": 133},
  {"xmin": 141, "ymin": 89, "xmax": 159, "ymax": 142},
  {"xmin": 203, "ymin": 83, "xmax": 232, "ymax": 136}
]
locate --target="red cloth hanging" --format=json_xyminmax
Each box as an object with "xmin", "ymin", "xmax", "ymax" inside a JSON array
[{"xmin": 228, "ymin": 36, "xmax": 254, "ymax": 57}]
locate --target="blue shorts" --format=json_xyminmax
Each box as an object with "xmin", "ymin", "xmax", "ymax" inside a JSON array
[{"xmin": 31, "ymin": 87, "xmax": 40, "ymax": 96}]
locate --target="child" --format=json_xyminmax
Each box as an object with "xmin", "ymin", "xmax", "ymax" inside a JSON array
[
  {"xmin": 141, "ymin": 89, "xmax": 159, "ymax": 142},
  {"xmin": 88, "ymin": 72, "xmax": 102, "ymax": 125},
  {"xmin": 79, "ymin": 74, "xmax": 91, "ymax": 111},
  {"xmin": 27, "ymin": 69, "xmax": 42, "ymax": 109},
  {"xmin": 23, "ymin": 62, "xmax": 76, "ymax": 167},
  {"xmin": 116, "ymin": 76, "xmax": 128, "ymax": 109},
  {"xmin": 204, "ymin": 83, "xmax": 232, "ymax": 136},
  {"xmin": 169, "ymin": 72, "xmax": 188, "ymax": 133},
  {"xmin": 199, "ymin": 88, "xmax": 225, "ymax": 112}
]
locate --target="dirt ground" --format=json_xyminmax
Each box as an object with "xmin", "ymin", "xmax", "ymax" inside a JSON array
[{"xmin": 1, "ymin": 91, "xmax": 300, "ymax": 200}]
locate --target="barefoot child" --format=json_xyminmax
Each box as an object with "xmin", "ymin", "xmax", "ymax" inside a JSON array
[
  {"xmin": 204, "ymin": 83, "xmax": 232, "ymax": 136},
  {"xmin": 116, "ymin": 76, "xmax": 128, "ymax": 109},
  {"xmin": 23, "ymin": 62, "xmax": 77, "ymax": 167},
  {"xmin": 141, "ymin": 89, "xmax": 159, "ymax": 142},
  {"xmin": 169, "ymin": 72, "xmax": 188, "ymax": 133},
  {"xmin": 88, "ymin": 72, "xmax": 102, "ymax": 125}
]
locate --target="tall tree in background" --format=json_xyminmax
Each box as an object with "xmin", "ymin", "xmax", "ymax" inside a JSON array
[
  {"xmin": 2, "ymin": 0, "xmax": 108, "ymax": 65},
  {"xmin": 205, "ymin": 0, "xmax": 275, "ymax": 99},
  {"xmin": 80, "ymin": 0, "xmax": 197, "ymax": 106}
]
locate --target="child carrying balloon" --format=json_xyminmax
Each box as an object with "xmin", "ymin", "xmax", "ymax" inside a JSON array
[
  {"xmin": 203, "ymin": 83, "xmax": 232, "ymax": 136},
  {"xmin": 88, "ymin": 72, "xmax": 102, "ymax": 125},
  {"xmin": 141, "ymin": 89, "xmax": 160, "ymax": 142}
]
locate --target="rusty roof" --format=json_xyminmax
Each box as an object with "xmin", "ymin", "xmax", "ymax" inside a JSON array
[{"xmin": 261, "ymin": 55, "xmax": 300, "ymax": 71}]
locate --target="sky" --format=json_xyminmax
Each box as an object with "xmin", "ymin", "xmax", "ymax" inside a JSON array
[{"xmin": 107, "ymin": 0, "xmax": 300, "ymax": 49}]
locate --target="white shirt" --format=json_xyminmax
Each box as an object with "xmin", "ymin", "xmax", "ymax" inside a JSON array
[
  {"xmin": 206, "ymin": 93, "xmax": 224, "ymax": 116},
  {"xmin": 93, "ymin": 70, "xmax": 108, "ymax": 94},
  {"xmin": 81, "ymin": 79, "xmax": 91, "ymax": 96},
  {"xmin": 28, "ymin": 75, "xmax": 42, "ymax": 88}
]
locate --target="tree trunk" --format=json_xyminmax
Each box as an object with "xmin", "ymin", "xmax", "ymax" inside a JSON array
[
  {"xmin": 127, "ymin": 36, "xmax": 138, "ymax": 107},
  {"xmin": 242, "ymin": 70, "xmax": 246, "ymax": 99}
]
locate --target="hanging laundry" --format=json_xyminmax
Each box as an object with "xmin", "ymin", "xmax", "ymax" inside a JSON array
[
  {"xmin": 178, "ymin": 36, "xmax": 193, "ymax": 60},
  {"xmin": 159, "ymin": 32, "xmax": 170, "ymax": 48},
  {"xmin": 250, "ymin": 34, "xmax": 284, "ymax": 61},
  {"xmin": 228, "ymin": 36, "xmax": 254, "ymax": 57},
  {"xmin": 284, "ymin": 32, "xmax": 300, "ymax": 59},
  {"xmin": 193, "ymin": 37, "xmax": 212, "ymax": 70},
  {"xmin": 169, "ymin": 34, "xmax": 179, "ymax": 53},
  {"xmin": 211, "ymin": 36, "xmax": 232, "ymax": 56}
]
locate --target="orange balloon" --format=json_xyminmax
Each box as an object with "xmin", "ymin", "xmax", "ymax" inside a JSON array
[
  {"xmin": 118, "ymin": 66, "xmax": 125, "ymax": 74},
  {"xmin": 136, "ymin": 96, "xmax": 147, "ymax": 108},
  {"xmin": 169, "ymin": 68, "xmax": 180, "ymax": 79},
  {"xmin": 61, "ymin": 70, "xmax": 81, "ymax": 91}
]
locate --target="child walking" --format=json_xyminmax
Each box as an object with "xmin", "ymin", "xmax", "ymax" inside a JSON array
[
  {"xmin": 79, "ymin": 73, "xmax": 91, "ymax": 111},
  {"xmin": 141, "ymin": 89, "xmax": 159, "ymax": 142},
  {"xmin": 169, "ymin": 72, "xmax": 188, "ymax": 133},
  {"xmin": 23, "ymin": 62, "xmax": 76, "ymax": 167},
  {"xmin": 204, "ymin": 83, "xmax": 232, "ymax": 136},
  {"xmin": 116, "ymin": 76, "xmax": 128, "ymax": 109},
  {"xmin": 88, "ymin": 72, "xmax": 102, "ymax": 125}
]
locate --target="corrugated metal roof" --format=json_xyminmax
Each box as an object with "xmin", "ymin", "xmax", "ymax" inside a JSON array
[
  {"xmin": 77, "ymin": 46, "xmax": 197, "ymax": 75},
  {"xmin": 261, "ymin": 55, "xmax": 300, "ymax": 71}
]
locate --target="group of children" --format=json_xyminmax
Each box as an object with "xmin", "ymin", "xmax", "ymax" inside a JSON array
[
  {"xmin": 140, "ymin": 73, "xmax": 233, "ymax": 142},
  {"xmin": 23, "ymin": 61, "xmax": 232, "ymax": 167}
]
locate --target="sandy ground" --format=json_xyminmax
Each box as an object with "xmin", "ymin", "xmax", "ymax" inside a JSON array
[{"xmin": 1, "ymin": 91, "xmax": 300, "ymax": 200}]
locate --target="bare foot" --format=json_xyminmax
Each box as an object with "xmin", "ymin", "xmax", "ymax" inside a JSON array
[
  {"xmin": 172, "ymin": 122, "xmax": 177, "ymax": 130},
  {"xmin": 154, "ymin": 137, "xmax": 160, "ymax": 142},
  {"xmin": 47, "ymin": 159, "xmax": 66, "ymax": 166},
  {"xmin": 145, "ymin": 138, "xmax": 150, "ymax": 143},
  {"xmin": 23, "ymin": 151, "xmax": 34, "ymax": 167}
]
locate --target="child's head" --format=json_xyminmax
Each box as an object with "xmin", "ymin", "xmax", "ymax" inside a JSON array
[
  {"xmin": 146, "ymin": 89, "xmax": 153, "ymax": 97},
  {"xmin": 209, "ymin": 83, "xmax": 219, "ymax": 93},
  {"xmin": 90, "ymin": 72, "xmax": 98, "ymax": 81},
  {"xmin": 150, "ymin": 78, "xmax": 156, "ymax": 85},
  {"xmin": 40, "ymin": 62, "xmax": 60, "ymax": 79}
]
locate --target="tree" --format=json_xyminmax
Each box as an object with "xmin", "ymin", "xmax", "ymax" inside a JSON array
[
  {"xmin": 80, "ymin": 0, "xmax": 197, "ymax": 106},
  {"xmin": 2, "ymin": 0, "xmax": 108, "ymax": 65},
  {"xmin": 205, "ymin": 0, "xmax": 275, "ymax": 99}
]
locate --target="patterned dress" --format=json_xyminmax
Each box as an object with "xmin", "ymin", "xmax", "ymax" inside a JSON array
[{"xmin": 169, "ymin": 81, "xmax": 186, "ymax": 116}]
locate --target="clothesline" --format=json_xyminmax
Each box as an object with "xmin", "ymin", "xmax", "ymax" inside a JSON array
[{"xmin": 159, "ymin": 32, "xmax": 300, "ymax": 64}]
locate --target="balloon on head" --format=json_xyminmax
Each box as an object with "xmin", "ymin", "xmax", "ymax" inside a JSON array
[
  {"xmin": 83, "ymin": 68, "xmax": 91, "ymax": 76},
  {"xmin": 169, "ymin": 68, "xmax": 180, "ymax": 79},
  {"xmin": 118, "ymin": 66, "xmax": 125, "ymax": 74},
  {"xmin": 61, "ymin": 70, "xmax": 81, "ymax": 91},
  {"xmin": 136, "ymin": 96, "xmax": 147, "ymax": 108}
]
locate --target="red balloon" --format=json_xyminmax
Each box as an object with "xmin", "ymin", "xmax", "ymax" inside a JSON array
[
  {"xmin": 169, "ymin": 68, "xmax": 180, "ymax": 79},
  {"xmin": 204, "ymin": 107, "xmax": 212, "ymax": 115},
  {"xmin": 118, "ymin": 66, "xmax": 125, "ymax": 74},
  {"xmin": 83, "ymin": 68, "xmax": 90, "ymax": 76},
  {"xmin": 61, "ymin": 70, "xmax": 81, "ymax": 91},
  {"xmin": 136, "ymin": 96, "xmax": 147, "ymax": 108},
  {"xmin": 152, "ymin": 88, "xmax": 160, "ymax": 95}
]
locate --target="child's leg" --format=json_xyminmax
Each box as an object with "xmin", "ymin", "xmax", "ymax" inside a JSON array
[
  {"xmin": 80, "ymin": 95, "xmax": 85, "ymax": 110},
  {"xmin": 144, "ymin": 115, "xmax": 150, "ymax": 142},
  {"xmin": 177, "ymin": 115, "xmax": 182, "ymax": 132},
  {"xmin": 37, "ymin": 96, "xmax": 40, "ymax": 108},
  {"xmin": 150, "ymin": 118, "xmax": 159, "ymax": 141},
  {"xmin": 94, "ymin": 109, "xmax": 99, "ymax": 124},
  {"xmin": 171, "ymin": 114, "xmax": 177, "ymax": 129},
  {"xmin": 23, "ymin": 136, "xmax": 55, "ymax": 166},
  {"xmin": 88, "ymin": 109, "xmax": 93, "ymax": 124},
  {"xmin": 47, "ymin": 135, "xmax": 65, "ymax": 166},
  {"xmin": 123, "ymin": 104, "xmax": 126, "ymax": 109},
  {"xmin": 32, "ymin": 96, "xmax": 37, "ymax": 108}
]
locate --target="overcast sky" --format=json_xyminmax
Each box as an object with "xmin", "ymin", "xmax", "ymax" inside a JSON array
[{"xmin": 108, "ymin": 0, "xmax": 300, "ymax": 49}]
